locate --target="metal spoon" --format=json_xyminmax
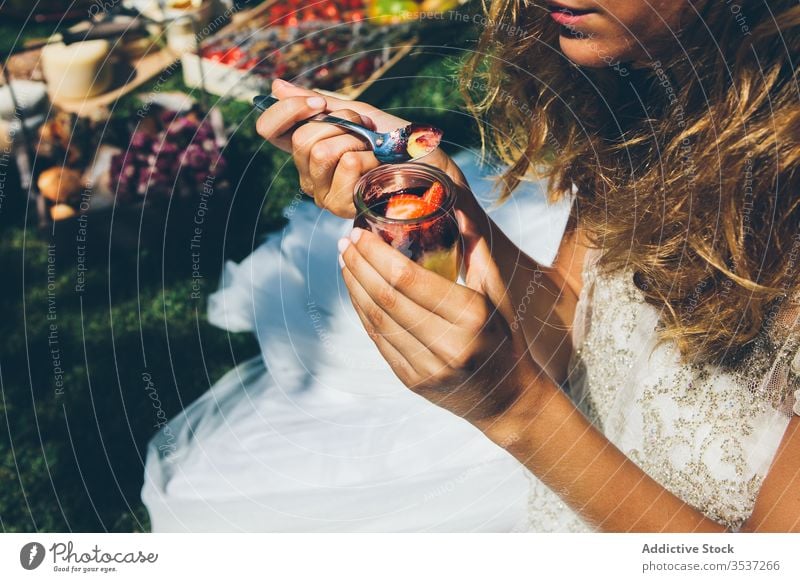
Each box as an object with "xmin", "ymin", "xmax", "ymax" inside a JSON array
[{"xmin": 253, "ymin": 94, "xmax": 443, "ymax": 164}]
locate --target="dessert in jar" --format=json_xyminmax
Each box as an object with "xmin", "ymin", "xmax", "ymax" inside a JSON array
[{"xmin": 354, "ymin": 163, "xmax": 462, "ymax": 281}]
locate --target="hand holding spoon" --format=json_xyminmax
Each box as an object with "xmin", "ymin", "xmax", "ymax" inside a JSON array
[{"xmin": 253, "ymin": 94, "xmax": 443, "ymax": 164}]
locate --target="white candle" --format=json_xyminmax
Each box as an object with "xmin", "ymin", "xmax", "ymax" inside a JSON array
[{"xmin": 41, "ymin": 39, "xmax": 113, "ymax": 100}]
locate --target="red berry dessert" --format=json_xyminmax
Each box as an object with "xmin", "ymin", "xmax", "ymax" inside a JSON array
[{"xmin": 354, "ymin": 168, "xmax": 462, "ymax": 281}]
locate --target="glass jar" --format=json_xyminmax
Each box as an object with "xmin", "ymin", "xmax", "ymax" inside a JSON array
[{"xmin": 353, "ymin": 163, "xmax": 462, "ymax": 281}]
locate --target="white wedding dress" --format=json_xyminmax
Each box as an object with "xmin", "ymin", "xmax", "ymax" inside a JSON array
[
  {"xmin": 517, "ymin": 251, "xmax": 799, "ymax": 532},
  {"xmin": 142, "ymin": 151, "xmax": 799, "ymax": 532}
]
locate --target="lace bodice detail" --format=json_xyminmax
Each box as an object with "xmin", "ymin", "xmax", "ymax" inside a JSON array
[{"xmin": 521, "ymin": 251, "xmax": 798, "ymax": 532}]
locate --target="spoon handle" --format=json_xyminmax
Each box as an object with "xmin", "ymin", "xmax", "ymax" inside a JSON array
[{"xmin": 306, "ymin": 116, "xmax": 379, "ymax": 145}]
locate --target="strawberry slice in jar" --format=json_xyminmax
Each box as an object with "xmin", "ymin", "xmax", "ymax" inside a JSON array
[{"xmin": 354, "ymin": 165, "xmax": 462, "ymax": 281}]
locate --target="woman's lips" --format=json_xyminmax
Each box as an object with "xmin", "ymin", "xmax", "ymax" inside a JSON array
[{"xmin": 547, "ymin": 3, "xmax": 595, "ymax": 26}]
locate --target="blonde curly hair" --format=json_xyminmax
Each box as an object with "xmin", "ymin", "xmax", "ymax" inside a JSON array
[{"xmin": 461, "ymin": 0, "xmax": 800, "ymax": 364}]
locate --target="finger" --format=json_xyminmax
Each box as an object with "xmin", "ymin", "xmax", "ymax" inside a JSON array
[
  {"xmin": 272, "ymin": 79, "xmax": 360, "ymax": 113},
  {"xmin": 293, "ymin": 131, "xmax": 364, "ymax": 198},
  {"xmin": 256, "ymin": 95, "xmax": 327, "ymax": 150},
  {"xmin": 308, "ymin": 135, "xmax": 370, "ymax": 201},
  {"xmin": 347, "ymin": 227, "xmax": 484, "ymax": 324},
  {"xmin": 272, "ymin": 79, "xmax": 402, "ymax": 132},
  {"xmin": 344, "ymin": 261, "xmax": 449, "ymax": 376},
  {"xmin": 342, "ymin": 267, "xmax": 444, "ymax": 383},
  {"xmin": 340, "ymin": 236, "xmax": 483, "ymax": 364},
  {"xmin": 348, "ymin": 292, "xmax": 419, "ymax": 388},
  {"xmin": 310, "ymin": 151, "xmax": 378, "ymax": 218},
  {"xmin": 289, "ymin": 109, "xmax": 372, "ymax": 196},
  {"xmin": 272, "ymin": 79, "xmax": 382, "ymax": 131}
]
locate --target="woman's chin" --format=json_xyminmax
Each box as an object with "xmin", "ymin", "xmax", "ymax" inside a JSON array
[{"xmin": 558, "ymin": 36, "xmax": 634, "ymax": 68}]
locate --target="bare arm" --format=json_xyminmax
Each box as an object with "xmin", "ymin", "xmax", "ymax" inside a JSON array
[{"xmin": 741, "ymin": 415, "xmax": 800, "ymax": 532}]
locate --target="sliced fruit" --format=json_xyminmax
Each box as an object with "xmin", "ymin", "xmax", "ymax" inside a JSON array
[
  {"xmin": 422, "ymin": 181, "xmax": 445, "ymax": 208},
  {"xmin": 385, "ymin": 194, "xmax": 435, "ymax": 220},
  {"xmin": 405, "ymin": 125, "xmax": 443, "ymax": 159}
]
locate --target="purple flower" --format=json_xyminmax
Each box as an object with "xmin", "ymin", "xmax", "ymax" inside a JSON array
[
  {"xmin": 180, "ymin": 144, "xmax": 209, "ymax": 170},
  {"xmin": 192, "ymin": 172, "xmax": 210, "ymax": 186},
  {"xmin": 158, "ymin": 142, "xmax": 180, "ymax": 157},
  {"xmin": 166, "ymin": 116, "xmax": 198, "ymax": 140},
  {"xmin": 194, "ymin": 124, "xmax": 213, "ymax": 142},
  {"xmin": 154, "ymin": 155, "xmax": 175, "ymax": 172},
  {"xmin": 130, "ymin": 131, "xmax": 153, "ymax": 150}
]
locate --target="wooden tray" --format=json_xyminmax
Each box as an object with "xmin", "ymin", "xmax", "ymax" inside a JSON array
[
  {"xmin": 181, "ymin": 39, "xmax": 416, "ymax": 103},
  {"xmin": 181, "ymin": 0, "xmax": 417, "ymax": 102}
]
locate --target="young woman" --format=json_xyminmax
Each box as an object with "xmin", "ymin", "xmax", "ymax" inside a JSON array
[{"xmin": 255, "ymin": 0, "xmax": 800, "ymax": 531}]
